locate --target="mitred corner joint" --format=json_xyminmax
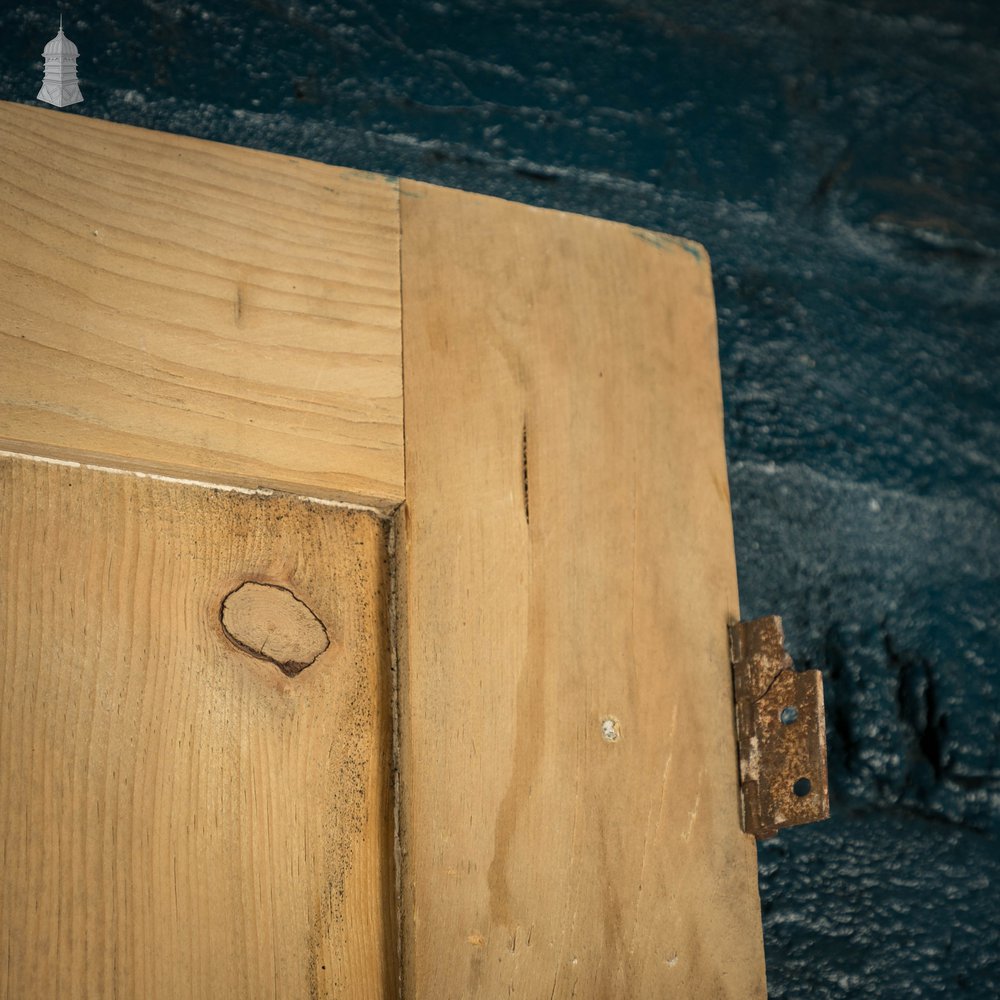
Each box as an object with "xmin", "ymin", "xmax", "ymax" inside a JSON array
[{"xmin": 729, "ymin": 615, "xmax": 830, "ymax": 840}]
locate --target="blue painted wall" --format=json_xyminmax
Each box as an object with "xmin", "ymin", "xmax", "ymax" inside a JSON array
[{"xmin": 3, "ymin": 2, "xmax": 997, "ymax": 995}]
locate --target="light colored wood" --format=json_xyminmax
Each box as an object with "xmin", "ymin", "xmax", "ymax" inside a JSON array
[
  {"xmin": 397, "ymin": 181, "xmax": 766, "ymax": 997},
  {"xmin": 1, "ymin": 103, "xmax": 768, "ymax": 994},
  {"xmin": 0, "ymin": 452, "xmax": 397, "ymax": 999},
  {"xmin": 0, "ymin": 101, "xmax": 403, "ymax": 508}
]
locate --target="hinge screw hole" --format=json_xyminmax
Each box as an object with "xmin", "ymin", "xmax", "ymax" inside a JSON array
[
  {"xmin": 793, "ymin": 777, "xmax": 812, "ymax": 797},
  {"xmin": 780, "ymin": 706, "xmax": 799, "ymax": 725}
]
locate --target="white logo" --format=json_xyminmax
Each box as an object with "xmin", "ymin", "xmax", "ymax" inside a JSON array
[{"xmin": 37, "ymin": 16, "xmax": 83, "ymax": 108}]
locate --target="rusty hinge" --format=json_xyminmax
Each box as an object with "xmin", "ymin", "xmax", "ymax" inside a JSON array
[{"xmin": 729, "ymin": 615, "xmax": 829, "ymax": 840}]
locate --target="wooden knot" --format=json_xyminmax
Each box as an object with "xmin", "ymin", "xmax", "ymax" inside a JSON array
[{"xmin": 220, "ymin": 582, "xmax": 329, "ymax": 676}]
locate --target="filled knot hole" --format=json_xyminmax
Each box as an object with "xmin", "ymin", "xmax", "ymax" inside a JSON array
[
  {"xmin": 220, "ymin": 581, "xmax": 329, "ymax": 676},
  {"xmin": 601, "ymin": 717, "xmax": 621, "ymax": 743}
]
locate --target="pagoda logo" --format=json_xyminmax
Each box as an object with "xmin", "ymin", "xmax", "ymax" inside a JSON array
[{"xmin": 38, "ymin": 16, "xmax": 83, "ymax": 108}]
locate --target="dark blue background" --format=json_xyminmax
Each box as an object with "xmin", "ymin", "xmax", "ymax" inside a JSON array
[{"xmin": 4, "ymin": 2, "xmax": 998, "ymax": 995}]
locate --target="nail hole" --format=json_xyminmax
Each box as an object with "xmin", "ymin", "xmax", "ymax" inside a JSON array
[
  {"xmin": 601, "ymin": 718, "xmax": 620, "ymax": 742},
  {"xmin": 780, "ymin": 706, "xmax": 799, "ymax": 725},
  {"xmin": 793, "ymin": 777, "xmax": 812, "ymax": 797}
]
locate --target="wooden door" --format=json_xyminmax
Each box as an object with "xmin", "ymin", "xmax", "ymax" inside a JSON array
[{"xmin": 0, "ymin": 100, "xmax": 766, "ymax": 998}]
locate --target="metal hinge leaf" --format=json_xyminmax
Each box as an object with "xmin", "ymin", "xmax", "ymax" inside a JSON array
[{"xmin": 729, "ymin": 615, "xmax": 830, "ymax": 840}]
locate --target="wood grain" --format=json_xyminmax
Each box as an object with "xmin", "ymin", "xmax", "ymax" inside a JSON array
[
  {"xmin": 397, "ymin": 181, "xmax": 766, "ymax": 997},
  {"xmin": 0, "ymin": 100, "xmax": 402, "ymax": 508},
  {"xmin": 0, "ymin": 451, "xmax": 397, "ymax": 999}
]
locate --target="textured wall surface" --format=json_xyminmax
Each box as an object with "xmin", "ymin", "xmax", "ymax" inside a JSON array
[{"xmin": 2, "ymin": 2, "xmax": 998, "ymax": 996}]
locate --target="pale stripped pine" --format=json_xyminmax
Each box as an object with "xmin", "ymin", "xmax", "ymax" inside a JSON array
[
  {"xmin": 397, "ymin": 180, "xmax": 766, "ymax": 998},
  {"xmin": 0, "ymin": 100, "xmax": 403, "ymax": 507},
  {"xmin": 0, "ymin": 453, "xmax": 397, "ymax": 999}
]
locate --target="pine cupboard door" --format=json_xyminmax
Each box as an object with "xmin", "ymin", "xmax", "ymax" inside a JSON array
[{"xmin": 0, "ymin": 99, "xmax": 767, "ymax": 999}]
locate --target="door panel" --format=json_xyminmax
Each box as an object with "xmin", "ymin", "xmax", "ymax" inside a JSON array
[{"xmin": 0, "ymin": 453, "xmax": 396, "ymax": 999}]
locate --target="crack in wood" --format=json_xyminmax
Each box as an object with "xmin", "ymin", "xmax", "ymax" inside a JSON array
[{"xmin": 521, "ymin": 419, "xmax": 530, "ymax": 524}]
